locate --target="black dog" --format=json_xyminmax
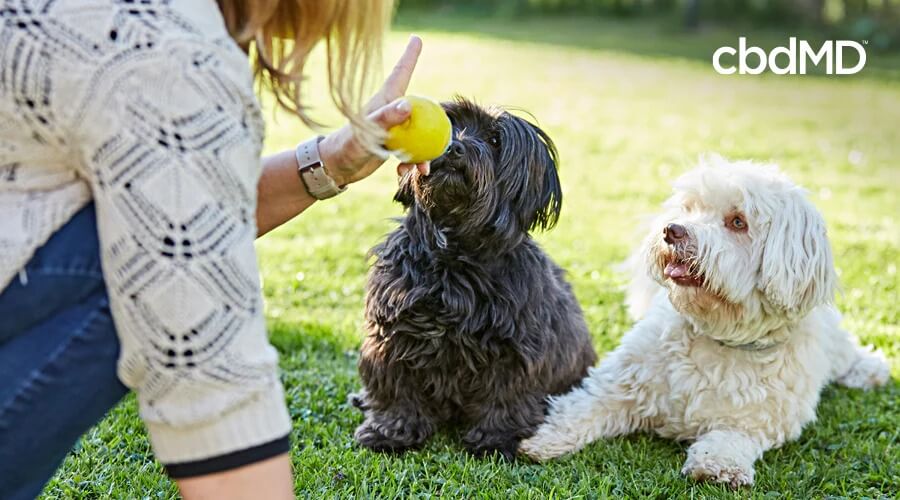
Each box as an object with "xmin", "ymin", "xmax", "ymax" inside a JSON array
[{"xmin": 351, "ymin": 98, "xmax": 597, "ymax": 459}]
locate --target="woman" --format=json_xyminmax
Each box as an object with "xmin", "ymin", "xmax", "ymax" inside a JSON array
[{"xmin": 0, "ymin": 1, "xmax": 428, "ymax": 498}]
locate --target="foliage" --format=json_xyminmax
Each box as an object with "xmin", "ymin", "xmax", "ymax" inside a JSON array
[{"xmin": 398, "ymin": 0, "xmax": 900, "ymax": 48}]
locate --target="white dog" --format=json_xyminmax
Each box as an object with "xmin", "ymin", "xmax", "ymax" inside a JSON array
[{"xmin": 519, "ymin": 157, "xmax": 890, "ymax": 487}]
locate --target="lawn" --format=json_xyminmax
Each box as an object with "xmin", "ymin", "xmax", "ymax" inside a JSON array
[{"xmin": 43, "ymin": 12, "xmax": 899, "ymax": 499}]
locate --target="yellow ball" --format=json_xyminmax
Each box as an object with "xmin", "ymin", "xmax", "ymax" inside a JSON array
[{"xmin": 385, "ymin": 96, "xmax": 452, "ymax": 164}]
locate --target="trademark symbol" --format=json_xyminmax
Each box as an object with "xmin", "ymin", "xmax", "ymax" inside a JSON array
[{"xmin": 863, "ymin": 40, "xmax": 868, "ymax": 44}]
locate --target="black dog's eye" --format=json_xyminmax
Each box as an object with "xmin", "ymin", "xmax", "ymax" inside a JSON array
[{"xmin": 488, "ymin": 133, "xmax": 500, "ymax": 148}]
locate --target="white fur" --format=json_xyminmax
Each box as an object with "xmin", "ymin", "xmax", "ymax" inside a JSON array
[{"xmin": 520, "ymin": 157, "xmax": 890, "ymax": 488}]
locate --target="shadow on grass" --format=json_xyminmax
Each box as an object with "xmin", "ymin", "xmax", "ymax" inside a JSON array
[{"xmin": 395, "ymin": 8, "xmax": 900, "ymax": 83}]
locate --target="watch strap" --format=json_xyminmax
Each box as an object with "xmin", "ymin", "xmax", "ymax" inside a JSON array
[{"xmin": 295, "ymin": 136, "xmax": 346, "ymax": 200}]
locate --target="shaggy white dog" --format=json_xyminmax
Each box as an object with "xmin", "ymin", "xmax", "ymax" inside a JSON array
[{"xmin": 519, "ymin": 157, "xmax": 890, "ymax": 487}]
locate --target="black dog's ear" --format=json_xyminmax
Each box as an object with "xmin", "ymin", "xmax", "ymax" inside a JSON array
[
  {"xmin": 394, "ymin": 171, "xmax": 415, "ymax": 207},
  {"xmin": 496, "ymin": 112, "xmax": 563, "ymax": 233},
  {"xmin": 528, "ymin": 122, "xmax": 562, "ymax": 231}
]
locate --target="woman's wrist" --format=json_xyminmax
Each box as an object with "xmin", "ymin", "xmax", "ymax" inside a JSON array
[
  {"xmin": 256, "ymin": 149, "xmax": 320, "ymax": 237},
  {"xmin": 295, "ymin": 136, "xmax": 346, "ymax": 200},
  {"xmin": 317, "ymin": 133, "xmax": 353, "ymax": 188}
]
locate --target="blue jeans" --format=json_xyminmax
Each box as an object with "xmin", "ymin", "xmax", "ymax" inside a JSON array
[{"xmin": 0, "ymin": 204, "xmax": 128, "ymax": 500}]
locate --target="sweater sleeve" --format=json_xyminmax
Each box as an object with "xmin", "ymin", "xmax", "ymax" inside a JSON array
[{"xmin": 72, "ymin": 34, "xmax": 291, "ymax": 467}]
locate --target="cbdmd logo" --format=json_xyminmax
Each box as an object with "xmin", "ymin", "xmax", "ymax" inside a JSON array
[{"xmin": 713, "ymin": 37, "xmax": 867, "ymax": 75}]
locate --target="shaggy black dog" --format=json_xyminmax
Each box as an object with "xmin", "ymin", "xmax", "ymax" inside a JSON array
[{"xmin": 351, "ymin": 98, "xmax": 597, "ymax": 460}]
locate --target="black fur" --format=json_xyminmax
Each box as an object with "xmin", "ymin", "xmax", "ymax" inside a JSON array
[{"xmin": 352, "ymin": 98, "xmax": 597, "ymax": 460}]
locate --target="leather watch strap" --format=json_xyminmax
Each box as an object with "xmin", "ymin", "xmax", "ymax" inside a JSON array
[{"xmin": 295, "ymin": 136, "xmax": 346, "ymax": 200}]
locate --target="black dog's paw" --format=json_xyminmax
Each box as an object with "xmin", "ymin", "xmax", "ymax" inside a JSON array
[
  {"xmin": 354, "ymin": 417, "xmax": 431, "ymax": 453},
  {"xmin": 466, "ymin": 441, "xmax": 519, "ymax": 462},
  {"xmin": 463, "ymin": 430, "xmax": 520, "ymax": 462},
  {"xmin": 354, "ymin": 422, "xmax": 406, "ymax": 452}
]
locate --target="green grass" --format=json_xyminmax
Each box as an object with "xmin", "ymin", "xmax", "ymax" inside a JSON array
[{"xmin": 44, "ymin": 13, "xmax": 899, "ymax": 499}]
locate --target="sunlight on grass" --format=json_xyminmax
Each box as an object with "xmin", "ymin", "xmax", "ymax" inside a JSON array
[{"xmin": 44, "ymin": 15, "xmax": 898, "ymax": 499}]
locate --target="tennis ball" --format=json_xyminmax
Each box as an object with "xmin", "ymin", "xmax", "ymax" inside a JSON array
[{"xmin": 385, "ymin": 96, "xmax": 452, "ymax": 164}]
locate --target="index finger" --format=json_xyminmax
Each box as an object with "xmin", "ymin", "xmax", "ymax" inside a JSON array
[{"xmin": 380, "ymin": 35, "xmax": 422, "ymax": 104}]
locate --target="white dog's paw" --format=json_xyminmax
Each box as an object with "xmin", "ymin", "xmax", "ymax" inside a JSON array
[
  {"xmin": 518, "ymin": 432, "xmax": 565, "ymax": 461},
  {"xmin": 681, "ymin": 454, "xmax": 755, "ymax": 489},
  {"xmin": 682, "ymin": 433, "xmax": 758, "ymax": 489},
  {"xmin": 837, "ymin": 348, "xmax": 890, "ymax": 390}
]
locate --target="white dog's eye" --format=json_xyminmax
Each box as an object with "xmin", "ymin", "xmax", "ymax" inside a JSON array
[{"xmin": 728, "ymin": 215, "xmax": 748, "ymax": 232}]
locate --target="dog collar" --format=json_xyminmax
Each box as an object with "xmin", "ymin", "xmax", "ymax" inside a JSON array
[{"xmin": 715, "ymin": 338, "xmax": 784, "ymax": 352}]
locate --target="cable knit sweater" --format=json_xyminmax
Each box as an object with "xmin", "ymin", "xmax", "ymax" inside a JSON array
[{"xmin": 0, "ymin": 1, "xmax": 290, "ymax": 465}]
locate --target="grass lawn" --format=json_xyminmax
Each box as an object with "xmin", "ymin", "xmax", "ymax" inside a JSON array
[{"xmin": 43, "ymin": 12, "xmax": 898, "ymax": 499}]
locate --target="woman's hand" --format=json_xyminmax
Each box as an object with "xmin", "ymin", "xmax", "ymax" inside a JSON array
[
  {"xmin": 318, "ymin": 35, "xmax": 431, "ymax": 187},
  {"xmin": 256, "ymin": 36, "xmax": 430, "ymax": 237}
]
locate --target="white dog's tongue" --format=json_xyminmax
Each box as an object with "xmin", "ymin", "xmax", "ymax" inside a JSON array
[{"xmin": 664, "ymin": 262, "xmax": 689, "ymax": 278}]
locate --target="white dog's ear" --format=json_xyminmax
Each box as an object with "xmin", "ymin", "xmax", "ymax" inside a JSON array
[{"xmin": 759, "ymin": 193, "xmax": 837, "ymax": 316}]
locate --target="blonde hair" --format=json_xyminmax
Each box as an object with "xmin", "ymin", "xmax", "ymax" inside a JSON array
[{"xmin": 218, "ymin": 0, "xmax": 394, "ymax": 148}]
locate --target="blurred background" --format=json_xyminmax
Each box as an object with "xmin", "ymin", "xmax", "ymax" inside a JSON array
[{"xmin": 400, "ymin": 0, "xmax": 900, "ymax": 51}]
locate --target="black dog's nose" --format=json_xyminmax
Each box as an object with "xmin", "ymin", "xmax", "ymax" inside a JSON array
[
  {"xmin": 663, "ymin": 223, "xmax": 687, "ymax": 244},
  {"xmin": 446, "ymin": 140, "xmax": 465, "ymax": 159}
]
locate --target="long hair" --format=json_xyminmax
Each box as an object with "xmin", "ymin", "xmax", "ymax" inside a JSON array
[{"xmin": 217, "ymin": 0, "xmax": 394, "ymax": 150}]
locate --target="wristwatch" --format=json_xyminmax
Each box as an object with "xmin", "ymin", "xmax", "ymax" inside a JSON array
[{"xmin": 295, "ymin": 136, "xmax": 346, "ymax": 200}]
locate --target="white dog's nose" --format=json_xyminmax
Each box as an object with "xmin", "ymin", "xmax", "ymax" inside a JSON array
[{"xmin": 664, "ymin": 223, "xmax": 687, "ymax": 244}]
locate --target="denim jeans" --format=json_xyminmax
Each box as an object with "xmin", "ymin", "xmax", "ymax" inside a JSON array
[{"xmin": 0, "ymin": 204, "xmax": 128, "ymax": 499}]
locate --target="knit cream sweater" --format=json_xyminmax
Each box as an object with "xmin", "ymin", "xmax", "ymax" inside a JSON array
[{"xmin": 0, "ymin": 1, "xmax": 291, "ymax": 464}]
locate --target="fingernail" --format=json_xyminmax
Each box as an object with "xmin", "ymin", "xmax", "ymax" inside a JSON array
[
  {"xmin": 396, "ymin": 99, "xmax": 411, "ymax": 114},
  {"xmin": 420, "ymin": 163, "xmax": 430, "ymax": 176}
]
